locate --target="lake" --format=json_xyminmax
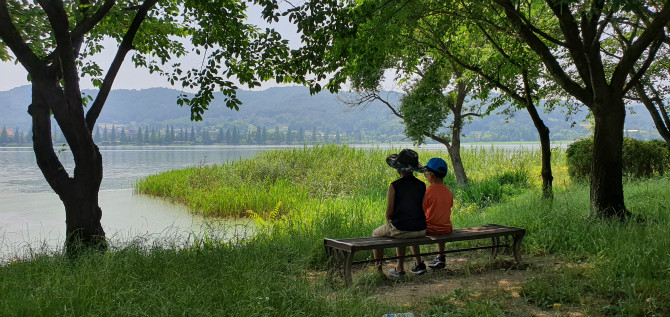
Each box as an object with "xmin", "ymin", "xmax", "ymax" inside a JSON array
[{"xmin": 0, "ymin": 145, "xmax": 280, "ymax": 261}]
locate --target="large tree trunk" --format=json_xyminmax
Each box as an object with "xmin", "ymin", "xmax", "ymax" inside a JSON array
[
  {"xmin": 30, "ymin": 77, "xmax": 107, "ymax": 257},
  {"xmin": 522, "ymin": 71, "xmax": 553, "ymax": 199},
  {"xmin": 590, "ymin": 97, "xmax": 631, "ymax": 219},
  {"xmin": 537, "ymin": 128, "xmax": 553, "ymax": 199},
  {"xmin": 527, "ymin": 110, "xmax": 553, "ymax": 199},
  {"xmin": 448, "ymin": 79, "xmax": 469, "ymax": 185},
  {"xmin": 447, "ymin": 126, "xmax": 468, "ymax": 185},
  {"xmin": 63, "ymin": 188, "xmax": 106, "ymax": 256}
]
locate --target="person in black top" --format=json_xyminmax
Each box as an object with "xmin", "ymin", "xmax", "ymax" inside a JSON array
[{"xmin": 372, "ymin": 149, "xmax": 427, "ymax": 277}]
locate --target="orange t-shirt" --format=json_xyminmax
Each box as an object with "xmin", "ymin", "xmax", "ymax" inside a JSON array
[{"xmin": 423, "ymin": 183, "xmax": 453, "ymax": 235}]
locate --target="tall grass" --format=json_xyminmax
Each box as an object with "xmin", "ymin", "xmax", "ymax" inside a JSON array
[
  {"xmin": 455, "ymin": 177, "xmax": 670, "ymax": 315},
  {"xmin": 3, "ymin": 145, "xmax": 668, "ymax": 315},
  {"xmin": 135, "ymin": 145, "xmax": 547, "ymax": 217},
  {"xmin": 0, "ymin": 234, "xmax": 389, "ymax": 316}
]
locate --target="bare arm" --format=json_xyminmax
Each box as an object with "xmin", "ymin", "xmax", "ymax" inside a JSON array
[{"xmin": 385, "ymin": 184, "xmax": 395, "ymax": 222}]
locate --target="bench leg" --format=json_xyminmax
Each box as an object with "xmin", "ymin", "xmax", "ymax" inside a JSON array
[
  {"xmin": 491, "ymin": 237, "xmax": 500, "ymax": 258},
  {"xmin": 343, "ymin": 251, "xmax": 354, "ymax": 285},
  {"xmin": 324, "ymin": 246, "xmax": 337, "ymax": 281},
  {"xmin": 512, "ymin": 233, "xmax": 524, "ymax": 263}
]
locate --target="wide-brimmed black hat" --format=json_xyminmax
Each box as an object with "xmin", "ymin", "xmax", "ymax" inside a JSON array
[{"xmin": 386, "ymin": 149, "xmax": 425, "ymax": 173}]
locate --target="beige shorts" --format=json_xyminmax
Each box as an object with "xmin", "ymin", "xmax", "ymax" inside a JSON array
[{"xmin": 372, "ymin": 222, "xmax": 426, "ymax": 238}]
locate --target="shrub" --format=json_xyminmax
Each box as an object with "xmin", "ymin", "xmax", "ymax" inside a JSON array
[
  {"xmin": 566, "ymin": 138, "xmax": 670, "ymax": 181},
  {"xmin": 565, "ymin": 138, "xmax": 593, "ymax": 181},
  {"xmin": 622, "ymin": 138, "xmax": 670, "ymax": 178}
]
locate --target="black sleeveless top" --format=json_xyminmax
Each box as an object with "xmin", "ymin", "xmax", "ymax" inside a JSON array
[{"xmin": 391, "ymin": 175, "xmax": 426, "ymax": 231}]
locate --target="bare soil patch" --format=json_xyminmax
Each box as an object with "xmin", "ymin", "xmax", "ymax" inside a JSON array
[{"xmin": 352, "ymin": 254, "xmax": 589, "ymax": 316}]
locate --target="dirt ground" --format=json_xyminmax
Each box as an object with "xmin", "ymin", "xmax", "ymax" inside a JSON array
[{"xmin": 356, "ymin": 254, "xmax": 588, "ymax": 316}]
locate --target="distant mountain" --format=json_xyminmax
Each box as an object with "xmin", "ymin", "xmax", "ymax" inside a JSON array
[{"xmin": 0, "ymin": 85, "xmax": 661, "ymax": 142}]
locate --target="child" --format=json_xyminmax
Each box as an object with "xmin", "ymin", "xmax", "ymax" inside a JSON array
[
  {"xmin": 372, "ymin": 149, "xmax": 426, "ymax": 277},
  {"xmin": 423, "ymin": 157, "xmax": 453, "ymax": 269},
  {"xmin": 409, "ymin": 157, "xmax": 453, "ymax": 274}
]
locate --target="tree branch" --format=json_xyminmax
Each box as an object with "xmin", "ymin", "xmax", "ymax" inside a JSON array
[
  {"xmin": 71, "ymin": 0, "xmax": 116, "ymax": 58},
  {"xmin": 623, "ymin": 37, "xmax": 663, "ymax": 94},
  {"xmin": 507, "ymin": 1, "xmax": 567, "ymax": 48},
  {"xmin": 492, "ymin": 0, "xmax": 590, "ymax": 104},
  {"xmin": 86, "ymin": 0, "xmax": 159, "ymax": 131},
  {"xmin": 634, "ymin": 82, "xmax": 670, "ymax": 144},
  {"xmin": 0, "ymin": 0, "xmax": 42, "ymax": 72},
  {"xmin": 612, "ymin": 0, "xmax": 670, "ymax": 90},
  {"xmin": 546, "ymin": 0, "xmax": 596, "ymax": 92},
  {"xmin": 649, "ymin": 83, "xmax": 670, "ymax": 130}
]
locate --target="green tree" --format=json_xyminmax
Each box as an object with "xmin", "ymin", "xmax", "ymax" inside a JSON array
[
  {"xmin": 201, "ymin": 128, "xmax": 211, "ymax": 145},
  {"xmin": 286, "ymin": 126, "xmax": 293, "ymax": 144},
  {"xmin": 93, "ymin": 126, "xmax": 100, "ymax": 143},
  {"xmin": 164, "ymin": 125, "xmax": 171, "ymax": 143},
  {"xmin": 150, "ymin": 127, "xmax": 157, "ymax": 144},
  {"xmin": 420, "ymin": 3, "xmax": 557, "ymax": 196},
  {"xmin": 232, "ymin": 126, "xmax": 240, "ymax": 144},
  {"xmin": 216, "ymin": 127, "xmax": 224, "ymax": 143},
  {"xmin": 274, "ymin": 125, "xmax": 281, "ymax": 144},
  {"xmin": 485, "ymin": 0, "xmax": 670, "ymax": 218},
  {"xmin": 118, "ymin": 127, "xmax": 126, "ymax": 144},
  {"xmin": 261, "ymin": 126, "xmax": 267, "ymax": 144},
  {"xmin": 287, "ymin": 0, "xmax": 484, "ymax": 185},
  {"xmin": 136, "ymin": 126, "xmax": 143, "ymax": 145},
  {"xmin": 0, "ymin": 0, "xmax": 290, "ymax": 254},
  {"xmin": 102, "ymin": 126, "xmax": 108, "ymax": 144},
  {"xmin": 0, "ymin": 126, "xmax": 7, "ymax": 145},
  {"xmin": 110, "ymin": 125, "xmax": 116, "ymax": 145}
]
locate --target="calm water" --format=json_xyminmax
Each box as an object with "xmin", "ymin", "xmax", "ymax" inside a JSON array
[{"xmin": 0, "ymin": 145, "xmax": 277, "ymax": 261}]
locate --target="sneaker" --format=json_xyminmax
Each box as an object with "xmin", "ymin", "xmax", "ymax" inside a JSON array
[
  {"xmin": 428, "ymin": 257, "xmax": 446, "ymax": 270},
  {"xmin": 410, "ymin": 262, "xmax": 427, "ymax": 275},
  {"xmin": 388, "ymin": 268, "xmax": 406, "ymax": 278}
]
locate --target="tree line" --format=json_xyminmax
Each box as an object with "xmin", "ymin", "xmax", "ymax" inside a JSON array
[
  {"xmin": 88, "ymin": 125, "xmax": 350, "ymax": 146},
  {"xmin": 0, "ymin": 126, "xmax": 28, "ymax": 146}
]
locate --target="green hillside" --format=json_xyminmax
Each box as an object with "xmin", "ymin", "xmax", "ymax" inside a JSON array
[{"xmin": 0, "ymin": 85, "xmax": 662, "ymax": 144}]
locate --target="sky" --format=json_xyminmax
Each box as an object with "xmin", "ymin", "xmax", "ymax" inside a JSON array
[{"xmin": 0, "ymin": 3, "xmax": 304, "ymax": 92}]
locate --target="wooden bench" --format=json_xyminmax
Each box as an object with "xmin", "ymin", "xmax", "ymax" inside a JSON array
[{"xmin": 324, "ymin": 223, "xmax": 526, "ymax": 285}]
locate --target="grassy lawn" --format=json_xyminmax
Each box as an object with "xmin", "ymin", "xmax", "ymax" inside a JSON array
[{"xmin": 1, "ymin": 145, "xmax": 668, "ymax": 316}]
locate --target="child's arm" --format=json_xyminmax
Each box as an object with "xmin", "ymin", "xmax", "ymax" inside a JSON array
[{"xmin": 385, "ymin": 184, "xmax": 395, "ymax": 222}]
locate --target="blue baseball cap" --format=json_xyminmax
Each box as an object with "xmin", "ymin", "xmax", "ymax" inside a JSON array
[{"xmin": 425, "ymin": 158, "xmax": 448, "ymax": 178}]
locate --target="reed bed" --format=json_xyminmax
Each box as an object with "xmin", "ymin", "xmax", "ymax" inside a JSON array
[{"xmin": 135, "ymin": 144, "xmax": 552, "ymax": 218}]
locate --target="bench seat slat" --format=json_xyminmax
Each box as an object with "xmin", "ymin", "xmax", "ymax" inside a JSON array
[{"xmin": 324, "ymin": 224, "xmax": 525, "ymax": 252}]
